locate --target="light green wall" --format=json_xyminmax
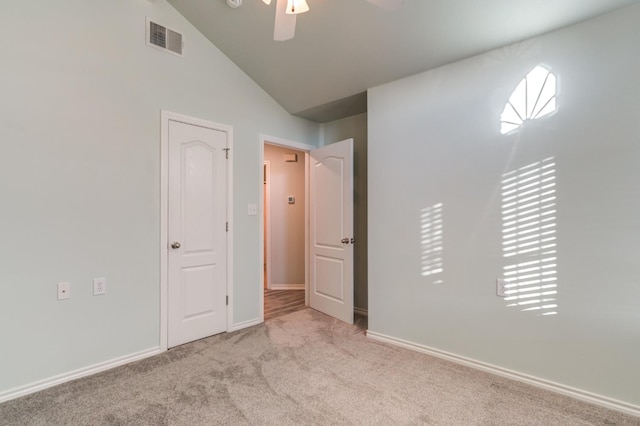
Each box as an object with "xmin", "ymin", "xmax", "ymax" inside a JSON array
[
  {"xmin": 368, "ymin": 5, "xmax": 640, "ymax": 406},
  {"xmin": 0, "ymin": 0, "xmax": 319, "ymax": 395},
  {"xmin": 322, "ymin": 113, "xmax": 368, "ymax": 312}
]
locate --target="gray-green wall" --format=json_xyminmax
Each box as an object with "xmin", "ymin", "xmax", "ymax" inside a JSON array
[
  {"xmin": 0, "ymin": 0, "xmax": 319, "ymax": 396},
  {"xmin": 368, "ymin": 5, "xmax": 640, "ymax": 407}
]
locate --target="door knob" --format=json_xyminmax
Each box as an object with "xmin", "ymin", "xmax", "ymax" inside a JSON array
[
  {"xmin": 341, "ymin": 238, "xmax": 349, "ymax": 244},
  {"xmin": 171, "ymin": 241, "xmax": 181, "ymax": 249}
]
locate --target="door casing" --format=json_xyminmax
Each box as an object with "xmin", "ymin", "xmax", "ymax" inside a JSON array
[
  {"xmin": 160, "ymin": 111, "xmax": 234, "ymax": 351},
  {"xmin": 264, "ymin": 160, "xmax": 271, "ymax": 290}
]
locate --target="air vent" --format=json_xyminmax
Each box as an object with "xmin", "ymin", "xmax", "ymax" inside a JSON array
[{"xmin": 146, "ymin": 19, "xmax": 183, "ymax": 56}]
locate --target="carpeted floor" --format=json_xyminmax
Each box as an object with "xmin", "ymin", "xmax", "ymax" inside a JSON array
[{"xmin": 0, "ymin": 308, "xmax": 637, "ymax": 425}]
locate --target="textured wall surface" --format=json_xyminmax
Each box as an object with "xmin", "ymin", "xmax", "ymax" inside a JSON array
[
  {"xmin": 368, "ymin": 5, "xmax": 640, "ymax": 407},
  {"xmin": 0, "ymin": 0, "xmax": 318, "ymax": 395}
]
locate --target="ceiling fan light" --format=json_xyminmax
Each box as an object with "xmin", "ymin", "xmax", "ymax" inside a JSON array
[
  {"xmin": 285, "ymin": 0, "xmax": 309, "ymax": 15},
  {"xmin": 262, "ymin": 0, "xmax": 272, "ymax": 4}
]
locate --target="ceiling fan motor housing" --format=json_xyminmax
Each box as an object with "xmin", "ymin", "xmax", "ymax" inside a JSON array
[{"xmin": 226, "ymin": 0, "xmax": 242, "ymax": 8}]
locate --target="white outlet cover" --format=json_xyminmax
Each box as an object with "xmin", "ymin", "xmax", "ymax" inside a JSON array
[
  {"xmin": 248, "ymin": 204, "xmax": 257, "ymax": 216},
  {"xmin": 93, "ymin": 278, "xmax": 106, "ymax": 296},
  {"xmin": 496, "ymin": 278, "xmax": 507, "ymax": 297}
]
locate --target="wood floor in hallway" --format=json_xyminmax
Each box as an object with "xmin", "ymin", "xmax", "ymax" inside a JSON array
[{"xmin": 264, "ymin": 289, "xmax": 306, "ymax": 321}]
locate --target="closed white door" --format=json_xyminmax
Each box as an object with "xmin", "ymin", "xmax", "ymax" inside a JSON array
[
  {"xmin": 309, "ymin": 139, "xmax": 354, "ymax": 324},
  {"xmin": 168, "ymin": 119, "xmax": 227, "ymax": 348}
]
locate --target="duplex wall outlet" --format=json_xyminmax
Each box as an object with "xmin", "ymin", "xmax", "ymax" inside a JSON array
[
  {"xmin": 248, "ymin": 204, "xmax": 257, "ymax": 216},
  {"xmin": 496, "ymin": 278, "xmax": 507, "ymax": 297},
  {"xmin": 93, "ymin": 278, "xmax": 106, "ymax": 296},
  {"xmin": 57, "ymin": 282, "xmax": 71, "ymax": 300}
]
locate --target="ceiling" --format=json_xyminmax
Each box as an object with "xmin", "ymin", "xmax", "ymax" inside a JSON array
[{"xmin": 168, "ymin": 0, "xmax": 638, "ymax": 123}]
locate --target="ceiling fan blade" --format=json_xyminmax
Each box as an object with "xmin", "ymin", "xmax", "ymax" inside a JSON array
[
  {"xmin": 366, "ymin": 0, "xmax": 404, "ymax": 10},
  {"xmin": 274, "ymin": 0, "xmax": 297, "ymax": 41}
]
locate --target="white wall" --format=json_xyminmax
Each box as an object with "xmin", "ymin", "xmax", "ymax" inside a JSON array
[
  {"xmin": 322, "ymin": 114, "xmax": 368, "ymax": 313},
  {"xmin": 264, "ymin": 145, "xmax": 306, "ymax": 287},
  {"xmin": 0, "ymin": 0, "xmax": 319, "ymax": 397},
  {"xmin": 368, "ymin": 4, "xmax": 640, "ymax": 408}
]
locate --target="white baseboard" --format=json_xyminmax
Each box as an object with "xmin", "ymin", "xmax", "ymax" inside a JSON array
[
  {"xmin": 229, "ymin": 317, "xmax": 262, "ymax": 332},
  {"xmin": 0, "ymin": 347, "xmax": 162, "ymax": 404},
  {"xmin": 269, "ymin": 283, "xmax": 304, "ymax": 290},
  {"xmin": 354, "ymin": 307, "xmax": 368, "ymax": 317},
  {"xmin": 366, "ymin": 331, "xmax": 640, "ymax": 418}
]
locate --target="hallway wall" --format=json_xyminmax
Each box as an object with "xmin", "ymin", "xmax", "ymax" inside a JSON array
[{"xmin": 264, "ymin": 145, "xmax": 306, "ymax": 288}]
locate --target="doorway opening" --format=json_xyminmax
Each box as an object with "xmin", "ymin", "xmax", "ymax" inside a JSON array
[
  {"xmin": 260, "ymin": 135, "xmax": 356, "ymax": 325},
  {"xmin": 263, "ymin": 143, "xmax": 307, "ymax": 320}
]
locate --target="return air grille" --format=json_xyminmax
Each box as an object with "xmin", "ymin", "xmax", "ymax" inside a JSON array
[{"xmin": 146, "ymin": 19, "xmax": 183, "ymax": 56}]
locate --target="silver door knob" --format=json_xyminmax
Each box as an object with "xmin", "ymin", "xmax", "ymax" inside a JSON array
[
  {"xmin": 341, "ymin": 238, "xmax": 349, "ymax": 244},
  {"xmin": 171, "ymin": 241, "xmax": 181, "ymax": 249}
]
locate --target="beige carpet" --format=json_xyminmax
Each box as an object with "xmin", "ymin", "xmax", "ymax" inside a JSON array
[{"xmin": 0, "ymin": 308, "xmax": 637, "ymax": 425}]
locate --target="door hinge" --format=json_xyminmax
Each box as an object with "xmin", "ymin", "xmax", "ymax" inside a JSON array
[
  {"xmin": 223, "ymin": 148, "xmax": 230, "ymax": 159},
  {"xmin": 226, "ymin": 222, "xmax": 229, "ymax": 232},
  {"xmin": 226, "ymin": 295, "xmax": 229, "ymax": 306}
]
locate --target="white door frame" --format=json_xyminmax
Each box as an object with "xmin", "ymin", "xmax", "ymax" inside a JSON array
[
  {"xmin": 263, "ymin": 160, "xmax": 272, "ymax": 290},
  {"xmin": 259, "ymin": 135, "xmax": 315, "ymax": 321},
  {"xmin": 160, "ymin": 110, "xmax": 234, "ymax": 351}
]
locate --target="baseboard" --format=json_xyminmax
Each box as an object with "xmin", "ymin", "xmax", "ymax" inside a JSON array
[
  {"xmin": 0, "ymin": 347, "xmax": 162, "ymax": 404},
  {"xmin": 366, "ymin": 331, "xmax": 640, "ymax": 418},
  {"xmin": 354, "ymin": 307, "xmax": 368, "ymax": 317},
  {"xmin": 228, "ymin": 317, "xmax": 262, "ymax": 332},
  {"xmin": 269, "ymin": 283, "xmax": 304, "ymax": 290}
]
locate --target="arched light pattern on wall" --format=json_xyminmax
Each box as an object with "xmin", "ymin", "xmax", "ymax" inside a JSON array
[
  {"xmin": 501, "ymin": 66, "xmax": 557, "ymax": 134},
  {"xmin": 420, "ymin": 203, "xmax": 443, "ymax": 279},
  {"xmin": 501, "ymin": 158, "xmax": 558, "ymax": 315}
]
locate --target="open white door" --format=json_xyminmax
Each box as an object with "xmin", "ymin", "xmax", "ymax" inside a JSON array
[
  {"xmin": 309, "ymin": 139, "xmax": 354, "ymax": 324},
  {"xmin": 167, "ymin": 119, "xmax": 228, "ymax": 348}
]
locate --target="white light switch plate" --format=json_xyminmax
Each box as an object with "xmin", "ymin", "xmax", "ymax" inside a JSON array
[{"xmin": 57, "ymin": 282, "xmax": 71, "ymax": 300}]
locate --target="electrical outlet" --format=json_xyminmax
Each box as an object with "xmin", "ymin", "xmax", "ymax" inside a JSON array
[
  {"xmin": 248, "ymin": 204, "xmax": 257, "ymax": 216},
  {"xmin": 93, "ymin": 277, "xmax": 106, "ymax": 296},
  {"xmin": 57, "ymin": 282, "xmax": 71, "ymax": 300},
  {"xmin": 496, "ymin": 278, "xmax": 507, "ymax": 297}
]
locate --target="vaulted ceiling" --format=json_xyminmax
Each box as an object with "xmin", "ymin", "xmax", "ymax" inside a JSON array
[{"xmin": 168, "ymin": 0, "xmax": 638, "ymax": 122}]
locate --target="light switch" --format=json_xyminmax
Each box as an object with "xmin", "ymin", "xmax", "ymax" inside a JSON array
[{"xmin": 57, "ymin": 282, "xmax": 71, "ymax": 300}]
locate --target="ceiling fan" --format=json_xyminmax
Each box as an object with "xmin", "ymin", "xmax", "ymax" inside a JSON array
[{"xmin": 226, "ymin": 0, "xmax": 404, "ymax": 41}]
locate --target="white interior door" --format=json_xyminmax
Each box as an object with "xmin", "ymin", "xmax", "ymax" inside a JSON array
[
  {"xmin": 309, "ymin": 139, "xmax": 354, "ymax": 324},
  {"xmin": 168, "ymin": 119, "xmax": 227, "ymax": 348}
]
